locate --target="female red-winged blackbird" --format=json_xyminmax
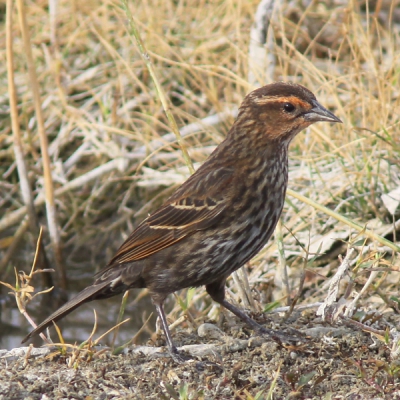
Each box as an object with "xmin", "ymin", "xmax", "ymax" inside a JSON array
[{"xmin": 23, "ymin": 82, "xmax": 341, "ymax": 361}]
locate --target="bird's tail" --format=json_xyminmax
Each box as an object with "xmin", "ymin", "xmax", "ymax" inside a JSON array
[{"xmin": 21, "ymin": 279, "xmax": 113, "ymax": 344}]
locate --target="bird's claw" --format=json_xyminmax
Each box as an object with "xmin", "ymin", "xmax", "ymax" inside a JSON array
[
  {"xmin": 168, "ymin": 348, "xmax": 222, "ymax": 371},
  {"xmin": 169, "ymin": 348, "xmax": 193, "ymax": 364},
  {"xmin": 257, "ymin": 326, "xmax": 306, "ymax": 346}
]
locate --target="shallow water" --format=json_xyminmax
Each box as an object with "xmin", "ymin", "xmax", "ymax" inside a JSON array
[{"xmin": 0, "ymin": 274, "xmax": 158, "ymax": 351}]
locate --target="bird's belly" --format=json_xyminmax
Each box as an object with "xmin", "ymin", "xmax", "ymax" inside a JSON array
[{"xmin": 144, "ymin": 201, "xmax": 282, "ymax": 293}]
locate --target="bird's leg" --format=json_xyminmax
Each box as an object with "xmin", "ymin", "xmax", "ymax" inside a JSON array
[
  {"xmin": 153, "ymin": 300, "xmax": 190, "ymax": 363},
  {"xmin": 154, "ymin": 302, "xmax": 178, "ymax": 353},
  {"xmin": 206, "ymin": 280, "xmax": 302, "ymax": 345},
  {"xmin": 219, "ymin": 298, "xmax": 291, "ymax": 344}
]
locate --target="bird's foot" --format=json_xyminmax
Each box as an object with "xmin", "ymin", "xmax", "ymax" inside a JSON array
[
  {"xmin": 218, "ymin": 299, "xmax": 306, "ymax": 346},
  {"xmin": 169, "ymin": 347, "xmax": 194, "ymax": 364},
  {"xmin": 168, "ymin": 347, "xmax": 223, "ymax": 371},
  {"xmin": 256, "ymin": 325, "xmax": 306, "ymax": 346}
]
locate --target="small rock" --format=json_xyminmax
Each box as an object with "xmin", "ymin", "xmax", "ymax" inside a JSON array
[{"xmin": 197, "ymin": 323, "xmax": 224, "ymax": 339}]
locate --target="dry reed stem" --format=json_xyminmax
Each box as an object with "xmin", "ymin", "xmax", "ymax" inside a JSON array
[
  {"xmin": 5, "ymin": 0, "xmax": 52, "ymax": 286},
  {"xmin": 15, "ymin": 0, "xmax": 66, "ymax": 288},
  {"xmin": 6, "ymin": 0, "xmax": 36, "ymax": 226}
]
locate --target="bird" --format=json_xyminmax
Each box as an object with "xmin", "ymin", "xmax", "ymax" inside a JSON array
[{"xmin": 22, "ymin": 82, "xmax": 341, "ymax": 362}]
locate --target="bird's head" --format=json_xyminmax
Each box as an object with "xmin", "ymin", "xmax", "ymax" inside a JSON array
[{"xmin": 233, "ymin": 82, "xmax": 341, "ymax": 147}]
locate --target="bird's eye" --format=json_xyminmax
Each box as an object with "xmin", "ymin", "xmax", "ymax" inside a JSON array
[{"xmin": 283, "ymin": 103, "xmax": 295, "ymax": 113}]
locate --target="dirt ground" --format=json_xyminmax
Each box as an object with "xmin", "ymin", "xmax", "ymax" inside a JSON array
[{"xmin": 1, "ymin": 309, "xmax": 400, "ymax": 400}]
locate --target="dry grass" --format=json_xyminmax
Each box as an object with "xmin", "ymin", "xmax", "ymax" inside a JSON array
[{"xmin": 1, "ymin": 0, "xmax": 400, "ymax": 361}]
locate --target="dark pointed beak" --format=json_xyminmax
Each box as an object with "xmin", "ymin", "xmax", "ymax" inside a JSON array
[{"xmin": 304, "ymin": 100, "xmax": 342, "ymax": 123}]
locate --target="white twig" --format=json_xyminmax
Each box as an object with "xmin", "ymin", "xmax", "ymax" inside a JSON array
[
  {"xmin": 344, "ymin": 269, "xmax": 379, "ymax": 317},
  {"xmin": 317, "ymin": 248, "xmax": 354, "ymax": 320},
  {"xmin": 248, "ymin": 0, "xmax": 277, "ymax": 86},
  {"xmin": 267, "ymin": 302, "xmax": 322, "ymax": 314},
  {"xmin": 232, "ymin": 268, "xmax": 256, "ymax": 311}
]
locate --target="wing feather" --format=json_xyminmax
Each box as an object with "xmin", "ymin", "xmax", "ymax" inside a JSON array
[{"xmin": 105, "ymin": 166, "xmax": 234, "ymax": 267}]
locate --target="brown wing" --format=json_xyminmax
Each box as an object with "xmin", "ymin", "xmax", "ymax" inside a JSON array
[{"xmin": 105, "ymin": 166, "xmax": 234, "ymax": 267}]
